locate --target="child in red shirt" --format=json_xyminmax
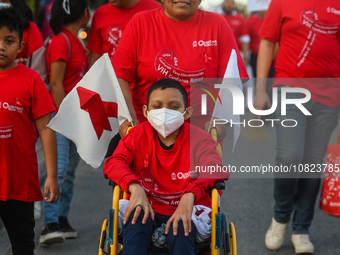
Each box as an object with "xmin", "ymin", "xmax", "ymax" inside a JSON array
[
  {"xmin": 104, "ymin": 78, "xmax": 228, "ymax": 255},
  {"xmin": 0, "ymin": 7, "xmax": 58, "ymax": 255}
]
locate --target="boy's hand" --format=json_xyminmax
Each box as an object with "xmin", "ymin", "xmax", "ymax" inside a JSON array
[
  {"xmin": 165, "ymin": 192, "xmax": 195, "ymax": 237},
  {"xmin": 44, "ymin": 177, "xmax": 59, "ymax": 203},
  {"xmin": 124, "ymin": 183, "xmax": 154, "ymax": 225}
]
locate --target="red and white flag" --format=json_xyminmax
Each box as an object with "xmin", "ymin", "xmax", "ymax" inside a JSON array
[{"xmin": 48, "ymin": 54, "xmax": 132, "ymax": 168}]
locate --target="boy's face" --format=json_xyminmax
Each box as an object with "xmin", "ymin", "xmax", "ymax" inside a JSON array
[
  {"xmin": 143, "ymin": 87, "xmax": 192, "ymax": 120},
  {"xmin": 0, "ymin": 26, "xmax": 24, "ymax": 71}
]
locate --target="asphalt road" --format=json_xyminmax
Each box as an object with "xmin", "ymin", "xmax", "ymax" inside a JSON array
[{"xmin": 1, "ymin": 111, "xmax": 339, "ymax": 255}]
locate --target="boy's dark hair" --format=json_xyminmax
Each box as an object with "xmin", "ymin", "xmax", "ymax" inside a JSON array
[
  {"xmin": 50, "ymin": 0, "xmax": 89, "ymax": 34},
  {"xmin": 10, "ymin": 0, "xmax": 34, "ymax": 30},
  {"xmin": 147, "ymin": 79, "xmax": 188, "ymax": 108},
  {"xmin": 0, "ymin": 7, "xmax": 23, "ymax": 43}
]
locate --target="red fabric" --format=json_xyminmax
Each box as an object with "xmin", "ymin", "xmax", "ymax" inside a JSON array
[
  {"xmin": 113, "ymin": 9, "xmax": 248, "ymax": 126},
  {"xmin": 77, "ymin": 87, "xmax": 118, "ymax": 139},
  {"xmin": 0, "ymin": 64, "xmax": 56, "ymax": 202},
  {"xmin": 86, "ymin": 0, "xmax": 161, "ymax": 60},
  {"xmin": 319, "ymin": 135, "xmax": 340, "ymax": 217},
  {"xmin": 104, "ymin": 122, "xmax": 228, "ymax": 216},
  {"xmin": 223, "ymin": 12, "xmax": 248, "ymax": 50},
  {"xmin": 46, "ymin": 28, "xmax": 88, "ymax": 98},
  {"xmin": 259, "ymin": 0, "xmax": 340, "ymax": 107},
  {"xmin": 246, "ymin": 14, "xmax": 263, "ymax": 55},
  {"xmin": 16, "ymin": 21, "xmax": 43, "ymax": 59}
]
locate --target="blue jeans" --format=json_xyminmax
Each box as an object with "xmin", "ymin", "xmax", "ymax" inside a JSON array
[
  {"xmin": 273, "ymin": 89, "xmax": 339, "ymax": 234},
  {"xmin": 123, "ymin": 210, "xmax": 196, "ymax": 255},
  {"xmin": 43, "ymin": 130, "xmax": 80, "ymax": 225}
]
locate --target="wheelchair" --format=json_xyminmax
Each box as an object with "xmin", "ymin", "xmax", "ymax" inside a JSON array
[
  {"xmin": 98, "ymin": 180, "xmax": 237, "ymax": 255},
  {"xmin": 98, "ymin": 129, "xmax": 237, "ymax": 255}
]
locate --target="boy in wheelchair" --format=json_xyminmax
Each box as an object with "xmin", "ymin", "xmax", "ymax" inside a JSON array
[{"xmin": 104, "ymin": 78, "xmax": 228, "ymax": 255}]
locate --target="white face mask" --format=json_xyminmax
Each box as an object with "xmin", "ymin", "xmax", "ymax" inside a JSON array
[{"xmin": 147, "ymin": 108, "xmax": 186, "ymax": 138}]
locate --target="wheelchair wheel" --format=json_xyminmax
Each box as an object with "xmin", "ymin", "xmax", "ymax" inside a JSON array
[
  {"xmin": 218, "ymin": 212, "xmax": 231, "ymax": 255},
  {"xmin": 98, "ymin": 219, "xmax": 109, "ymax": 255},
  {"xmin": 229, "ymin": 222, "xmax": 237, "ymax": 255}
]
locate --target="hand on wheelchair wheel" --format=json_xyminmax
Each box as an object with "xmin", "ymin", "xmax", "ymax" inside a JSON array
[{"xmin": 124, "ymin": 183, "xmax": 155, "ymax": 225}]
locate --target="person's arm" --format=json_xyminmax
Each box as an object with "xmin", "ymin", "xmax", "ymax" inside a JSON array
[
  {"xmin": 103, "ymin": 131, "xmax": 154, "ymax": 223},
  {"xmin": 118, "ymin": 78, "xmax": 140, "ymax": 137},
  {"xmin": 35, "ymin": 113, "xmax": 59, "ymax": 203},
  {"xmin": 88, "ymin": 52, "xmax": 101, "ymax": 69},
  {"xmin": 50, "ymin": 60, "xmax": 66, "ymax": 109},
  {"xmin": 241, "ymin": 42, "xmax": 250, "ymax": 67},
  {"xmin": 253, "ymin": 39, "xmax": 275, "ymax": 114}
]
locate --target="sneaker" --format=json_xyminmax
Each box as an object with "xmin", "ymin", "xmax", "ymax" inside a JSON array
[
  {"xmin": 291, "ymin": 234, "xmax": 314, "ymax": 254},
  {"xmin": 265, "ymin": 218, "xmax": 287, "ymax": 250},
  {"xmin": 59, "ymin": 216, "xmax": 77, "ymax": 239},
  {"xmin": 39, "ymin": 223, "xmax": 65, "ymax": 245}
]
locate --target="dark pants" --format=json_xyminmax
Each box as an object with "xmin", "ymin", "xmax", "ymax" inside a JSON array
[
  {"xmin": 273, "ymin": 92, "xmax": 340, "ymax": 233},
  {"xmin": 123, "ymin": 210, "xmax": 196, "ymax": 255},
  {"xmin": 0, "ymin": 200, "xmax": 35, "ymax": 255}
]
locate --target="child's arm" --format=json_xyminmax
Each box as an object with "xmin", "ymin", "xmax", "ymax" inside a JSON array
[
  {"xmin": 104, "ymin": 131, "xmax": 154, "ymax": 224},
  {"xmin": 35, "ymin": 113, "xmax": 59, "ymax": 203},
  {"xmin": 123, "ymin": 183, "xmax": 155, "ymax": 225},
  {"xmin": 50, "ymin": 60, "xmax": 67, "ymax": 109},
  {"xmin": 165, "ymin": 192, "xmax": 195, "ymax": 237}
]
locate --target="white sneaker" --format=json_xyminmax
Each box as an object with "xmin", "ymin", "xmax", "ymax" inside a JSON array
[
  {"xmin": 291, "ymin": 234, "xmax": 314, "ymax": 254},
  {"xmin": 265, "ymin": 218, "xmax": 287, "ymax": 250}
]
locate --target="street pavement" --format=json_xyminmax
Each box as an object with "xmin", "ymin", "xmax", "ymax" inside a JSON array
[{"xmin": 1, "ymin": 111, "xmax": 339, "ymax": 255}]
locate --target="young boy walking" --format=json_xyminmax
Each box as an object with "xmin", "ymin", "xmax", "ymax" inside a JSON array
[
  {"xmin": 0, "ymin": 7, "xmax": 59, "ymax": 255},
  {"xmin": 104, "ymin": 78, "xmax": 228, "ymax": 255}
]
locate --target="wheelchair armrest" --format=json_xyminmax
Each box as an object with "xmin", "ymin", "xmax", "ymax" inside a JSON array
[
  {"xmin": 108, "ymin": 180, "xmax": 117, "ymax": 187},
  {"xmin": 213, "ymin": 181, "xmax": 225, "ymax": 190}
]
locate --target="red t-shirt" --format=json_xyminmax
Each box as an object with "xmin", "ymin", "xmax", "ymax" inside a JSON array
[
  {"xmin": 46, "ymin": 28, "xmax": 88, "ymax": 97},
  {"xmin": 247, "ymin": 14, "xmax": 262, "ymax": 55},
  {"xmin": 223, "ymin": 12, "xmax": 248, "ymax": 50},
  {"xmin": 113, "ymin": 9, "xmax": 248, "ymax": 125},
  {"xmin": 104, "ymin": 122, "xmax": 228, "ymax": 216},
  {"xmin": 0, "ymin": 64, "xmax": 56, "ymax": 202},
  {"xmin": 86, "ymin": 0, "xmax": 162, "ymax": 60},
  {"xmin": 17, "ymin": 21, "xmax": 43, "ymax": 59},
  {"xmin": 259, "ymin": 0, "xmax": 340, "ymax": 107}
]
